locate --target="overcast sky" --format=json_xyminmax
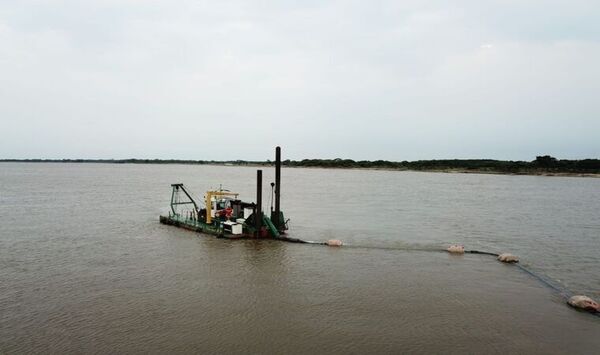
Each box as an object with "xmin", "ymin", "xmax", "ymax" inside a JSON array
[{"xmin": 1, "ymin": 1, "xmax": 599, "ymax": 161}]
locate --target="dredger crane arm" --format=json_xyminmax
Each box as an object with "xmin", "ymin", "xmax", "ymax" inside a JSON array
[{"xmin": 170, "ymin": 184, "xmax": 199, "ymax": 215}]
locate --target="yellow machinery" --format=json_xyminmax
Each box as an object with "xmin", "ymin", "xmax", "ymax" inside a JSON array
[{"xmin": 205, "ymin": 191, "xmax": 239, "ymax": 224}]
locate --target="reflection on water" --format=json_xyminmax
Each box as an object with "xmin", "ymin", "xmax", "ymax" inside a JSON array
[{"xmin": 1, "ymin": 163, "xmax": 599, "ymax": 353}]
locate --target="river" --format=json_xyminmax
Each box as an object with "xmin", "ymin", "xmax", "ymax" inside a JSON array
[{"xmin": 1, "ymin": 163, "xmax": 599, "ymax": 353}]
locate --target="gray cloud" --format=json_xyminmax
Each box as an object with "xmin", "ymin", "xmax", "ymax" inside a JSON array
[{"xmin": 1, "ymin": 0, "xmax": 599, "ymax": 160}]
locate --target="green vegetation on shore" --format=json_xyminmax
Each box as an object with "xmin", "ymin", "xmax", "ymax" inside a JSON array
[{"xmin": 2, "ymin": 155, "xmax": 599, "ymax": 175}]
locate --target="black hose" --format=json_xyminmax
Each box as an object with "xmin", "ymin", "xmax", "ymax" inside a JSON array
[
  {"xmin": 278, "ymin": 236, "xmax": 310, "ymax": 244},
  {"xmin": 466, "ymin": 250, "xmax": 499, "ymax": 256},
  {"xmin": 515, "ymin": 263, "xmax": 570, "ymax": 296}
]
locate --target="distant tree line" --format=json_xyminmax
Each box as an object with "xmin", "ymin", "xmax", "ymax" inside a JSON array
[
  {"xmin": 280, "ymin": 155, "xmax": 600, "ymax": 173},
  {"xmin": 0, "ymin": 158, "xmax": 267, "ymax": 165},
  {"xmin": 2, "ymin": 155, "xmax": 599, "ymax": 174}
]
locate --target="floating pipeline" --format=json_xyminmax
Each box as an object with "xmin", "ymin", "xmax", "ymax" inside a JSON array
[
  {"xmin": 296, "ymin": 240, "xmax": 599, "ymax": 317},
  {"xmin": 162, "ymin": 209, "xmax": 598, "ymax": 316}
]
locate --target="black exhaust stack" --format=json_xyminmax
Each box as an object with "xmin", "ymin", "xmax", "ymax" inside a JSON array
[
  {"xmin": 274, "ymin": 146, "xmax": 282, "ymax": 230},
  {"xmin": 255, "ymin": 169, "xmax": 262, "ymax": 236}
]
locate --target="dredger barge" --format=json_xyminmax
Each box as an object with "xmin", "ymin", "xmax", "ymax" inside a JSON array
[{"xmin": 159, "ymin": 147, "xmax": 306, "ymax": 242}]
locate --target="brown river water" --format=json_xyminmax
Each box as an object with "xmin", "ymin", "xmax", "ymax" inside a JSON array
[{"xmin": 1, "ymin": 163, "xmax": 599, "ymax": 353}]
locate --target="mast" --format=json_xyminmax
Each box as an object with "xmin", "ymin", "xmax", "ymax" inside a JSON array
[
  {"xmin": 274, "ymin": 146, "xmax": 281, "ymax": 230},
  {"xmin": 255, "ymin": 169, "xmax": 263, "ymax": 236}
]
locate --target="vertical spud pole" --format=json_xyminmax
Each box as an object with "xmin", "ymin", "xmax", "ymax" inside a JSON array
[
  {"xmin": 274, "ymin": 146, "xmax": 281, "ymax": 230},
  {"xmin": 256, "ymin": 170, "xmax": 262, "ymax": 236}
]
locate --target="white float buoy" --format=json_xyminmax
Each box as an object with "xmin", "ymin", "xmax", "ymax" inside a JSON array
[
  {"xmin": 326, "ymin": 239, "xmax": 343, "ymax": 247},
  {"xmin": 497, "ymin": 253, "xmax": 519, "ymax": 263},
  {"xmin": 447, "ymin": 245, "xmax": 465, "ymax": 254},
  {"xmin": 568, "ymin": 295, "xmax": 600, "ymax": 312}
]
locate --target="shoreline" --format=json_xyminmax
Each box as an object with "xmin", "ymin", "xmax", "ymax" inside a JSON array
[
  {"xmin": 283, "ymin": 165, "xmax": 600, "ymax": 178},
  {"xmin": 2, "ymin": 160, "xmax": 599, "ymax": 178}
]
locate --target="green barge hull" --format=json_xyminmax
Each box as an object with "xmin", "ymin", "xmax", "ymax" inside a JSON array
[
  {"xmin": 159, "ymin": 213, "xmax": 309, "ymax": 243},
  {"xmin": 159, "ymin": 213, "xmax": 262, "ymax": 239}
]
